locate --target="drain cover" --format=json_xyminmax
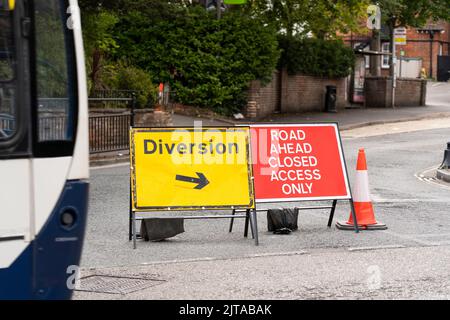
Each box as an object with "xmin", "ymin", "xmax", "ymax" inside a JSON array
[{"xmin": 75, "ymin": 275, "xmax": 165, "ymax": 294}]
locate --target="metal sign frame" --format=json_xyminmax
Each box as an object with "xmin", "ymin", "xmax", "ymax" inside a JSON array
[
  {"xmin": 128, "ymin": 126, "xmax": 258, "ymax": 249},
  {"xmin": 229, "ymin": 122, "xmax": 359, "ymax": 236}
]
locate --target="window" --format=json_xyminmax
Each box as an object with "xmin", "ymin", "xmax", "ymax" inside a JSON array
[
  {"xmin": 382, "ymin": 42, "xmax": 390, "ymax": 69},
  {"xmin": 34, "ymin": 0, "xmax": 76, "ymax": 143},
  {"xmin": 0, "ymin": 3, "xmax": 16, "ymax": 140}
]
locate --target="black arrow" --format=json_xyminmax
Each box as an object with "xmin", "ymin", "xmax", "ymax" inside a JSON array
[{"xmin": 176, "ymin": 172, "xmax": 210, "ymax": 190}]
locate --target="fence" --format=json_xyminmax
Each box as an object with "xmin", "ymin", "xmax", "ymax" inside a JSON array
[
  {"xmin": 89, "ymin": 113, "xmax": 132, "ymax": 153},
  {"xmin": 39, "ymin": 116, "xmax": 67, "ymax": 141},
  {"xmin": 89, "ymin": 90, "xmax": 140, "ymax": 109},
  {"xmin": 89, "ymin": 94, "xmax": 136, "ymax": 154}
]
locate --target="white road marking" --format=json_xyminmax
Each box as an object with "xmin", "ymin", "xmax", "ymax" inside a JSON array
[
  {"xmin": 348, "ymin": 245, "xmax": 406, "ymax": 252},
  {"xmin": 248, "ymin": 251, "xmax": 308, "ymax": 258},
  {"xmin": 90, "ymin": 162, "xmax": 130, "ymax": 170},
  {"xmin": 415, "ymin": 166, "xmax": 450, "ymax": 191}
]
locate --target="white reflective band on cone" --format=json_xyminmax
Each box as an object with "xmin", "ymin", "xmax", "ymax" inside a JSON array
[{"xmin": 353, "ymin": 170, "xmax": 371, "ymax": 202}]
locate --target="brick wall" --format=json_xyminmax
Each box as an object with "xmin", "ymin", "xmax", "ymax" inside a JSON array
[
  {"xmin": 395, "ymin": 78, "xmax": 427, "ymax": 106},
  {"xmin": 247, "ymin": 71, "xmax": 280, "ymax": 118},
  {"xmin": 246, "ymin": 70, "xmax": 348, "ymax": 118},
  {"xmin": 281, "ymin": 73, "xmax": 347, "ymax": 113},
  {"xmin": 364, "ymin": 77, "xmax": 427, "ymax": 108}
]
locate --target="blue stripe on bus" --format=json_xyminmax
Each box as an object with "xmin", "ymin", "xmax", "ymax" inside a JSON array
[{"xmin": 0, "ymin": 180, "xmax": 89, "ymax": 300}]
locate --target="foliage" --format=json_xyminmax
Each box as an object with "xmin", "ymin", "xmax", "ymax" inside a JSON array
[
  {"xmin": 81, "ymin": 10, "xmax": 119, "ymax": 92},
  {"xmin": 82, "ymin": 11, "xmax": 119, "ymax": 58},
  {"xmin": 304, "ymin": 0, "xmax": 369, "ymax": 39},
  {"xmin": 278, "ymin": 36, "xmax": 355, "ymax": 78},
  {"xmin": 375, "ymin": 0, "xmax": 450, "ymax": 29},
  {"xmin": 78, "ymin": 0, "xmax": 373, "ymax": 113},
  {"xmin": 102, "ymin": 61, "xmax": 158, "ymax": 108},
  {"xmin": 113, "ymin": 7, "xmax": 280, "ymax": 114},
  {"xmin": 242, "ymin": 0, "xmax": 369, "ymax": 38}
]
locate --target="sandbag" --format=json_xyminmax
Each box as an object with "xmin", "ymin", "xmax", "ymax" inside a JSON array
[
  {"xmin": 140, "ymin": 218, "xmax": 185, "ymax": 241},
  {"xmin": 267, "ymin": 208, "xmax": 299, "ymax": 233}
]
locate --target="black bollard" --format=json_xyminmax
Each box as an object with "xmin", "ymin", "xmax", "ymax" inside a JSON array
[
  {"xmin": 325, "ymin": 85, "xmax": 337, "ymax": 113},
  {"xmin": 440, "ymin": 142, "xmax": 450, "ymax": 169}
]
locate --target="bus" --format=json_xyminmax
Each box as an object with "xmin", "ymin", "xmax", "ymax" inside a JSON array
[{"xmin": 0, "ymin": 0, "xmax": 89, "ymax": 299}]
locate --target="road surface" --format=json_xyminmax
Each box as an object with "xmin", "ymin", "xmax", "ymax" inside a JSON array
[{"xmin": 74, "ymin": 119, "xmax": 450, "ymax": 300}]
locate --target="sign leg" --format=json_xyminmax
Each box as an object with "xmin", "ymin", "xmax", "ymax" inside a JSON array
[
  {"xmin": 132, "ymin": 211, "xmax": 137, "ymax": 249},
  {"xmin": 249, "ymin": 209, "xmax": 255, "ymax": 239},
  {"xmin": 250, "ymin": 209, "xmax": 259, "ymax": 246},
  {"xmin": 229, "ymin": 209, "xmax": 235, "ymax": 233},
  {"xmin": 129, "ymin": 176, "xmax": 133, "ymax": 241},
  {"xmin": 244, "ymin": 209, "xmax": 250, "ymax": 238},
  {"xmin": 327, "ymin": 200, "xmax": 338, "ymax": 227},
  {"xmin": 349, "ymin": 199, "xmax": 360, "ymax": 233},
  {"xmin": 129, "ymin": 204, "xmax": 132, "ymax": 241}
]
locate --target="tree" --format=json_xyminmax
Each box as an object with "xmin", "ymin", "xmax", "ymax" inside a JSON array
[
  {"xmin": 243, "ymin": 0, "xmax": 368, "ymax": 39},
  {"xmin": 82, "ymin": 10, "xmax": 119, "ymax": 92},
  {"xmin": 244, "ymin": 0, "xmax": 308, "ymax": 38},
  {"xmin": 303, "ymin": 0, "xmax": 368, "ymax": 39},
  {"xmin": 377, "ymin": 0, "xmax": 450, "ymax": 29}
]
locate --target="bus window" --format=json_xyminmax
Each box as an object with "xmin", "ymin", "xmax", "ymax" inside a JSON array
[
  {"xmin": 35, "ymin": 0, "xmax": 76, "ymax": 143},
  {"xmin": 0, "ymin": 2, "xmax": 16, "ymax": 140}
]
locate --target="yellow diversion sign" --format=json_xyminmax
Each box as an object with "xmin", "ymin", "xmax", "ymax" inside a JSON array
[{"xmin": 130, "ymin": 127, "xmax": 255, "ymax": 211}]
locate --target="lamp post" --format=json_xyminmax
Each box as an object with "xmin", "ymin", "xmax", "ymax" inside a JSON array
[
  {"xmin": 390, "ymin": 18, "xmax": 397, "ymax": 109},
  {"xmin": 429, "ymin": 30, "xmax": 435, "ymax": 79}
]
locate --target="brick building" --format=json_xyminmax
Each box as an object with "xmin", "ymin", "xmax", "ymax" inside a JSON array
[{"xmin": 343, "ymin": 21, "xmax": 450, "ymax": 80}]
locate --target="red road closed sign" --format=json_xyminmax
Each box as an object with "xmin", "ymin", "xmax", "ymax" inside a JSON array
[{"xmin": 250, "ymin": 124, "xmax": 351, "ymax": 202}]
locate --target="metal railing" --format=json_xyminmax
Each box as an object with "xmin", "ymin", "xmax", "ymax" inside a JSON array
[
  {"xmin": 38, "ymin": 116, "xmax": 67, "ymax": 141},
  {"xmin": 89, "ymin": 90, "xmax": 140, "ymax": 109},
  {"xmin": 89, "ymin": 113, "xmax": 132, "ymax": 154},
  {"xmin": 88, "ymin": 94, "xmax": 136, "ymax": 154}
]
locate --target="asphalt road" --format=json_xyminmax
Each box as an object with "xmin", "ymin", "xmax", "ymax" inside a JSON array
[
  {"xmin": 75, "ymin": 123, "xmax": 450, "ymax": 300},
  {"xmin": 427, "ymin": 82, "xmax": 450, "ymax": 107}
]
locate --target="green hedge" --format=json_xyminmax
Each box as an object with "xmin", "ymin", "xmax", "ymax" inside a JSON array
[
  {"xmin": 102, "ymin": 61, "xmax": 158, "ymax": 108},
  {"xmin": 113, "ymin": 7, "xmax": 280, "ymax": 115},
  {"xmin": 279, "ymin": 36, "xmax": 355, "ymax": 78}
]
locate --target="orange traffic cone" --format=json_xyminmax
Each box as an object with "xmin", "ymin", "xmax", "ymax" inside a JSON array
[{"xmin": 336, "ymin": 148, "xmax": 387, "ymax": 230}]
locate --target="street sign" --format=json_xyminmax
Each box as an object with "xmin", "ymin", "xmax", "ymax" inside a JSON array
[
  {"xmin": 249, "ymin": 124, "xmax": 351, "ymax": 202},
  {"xmin": 130, "ymin": 127, "xmax": 255, "ymax": 211},
  {"xmin": 394, "ymin": 27, "xmax": 407, "ymax": 46}
]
